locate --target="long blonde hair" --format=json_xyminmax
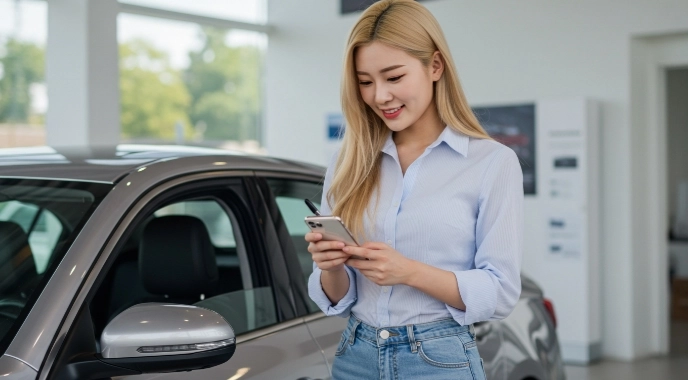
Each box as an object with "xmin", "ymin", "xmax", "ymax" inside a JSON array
[{"xmin": 329, "ymin": 0, "xmax": 491, "ymax": 238}]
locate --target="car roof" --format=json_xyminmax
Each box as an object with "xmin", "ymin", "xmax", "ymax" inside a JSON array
[{"xmin": 0, "ymin": 144, "xmax": 325, "ymax": 183}]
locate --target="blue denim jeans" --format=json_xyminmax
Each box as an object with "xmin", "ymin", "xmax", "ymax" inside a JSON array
[{"xmin": 332, "ymin": 315, "xmax": 487, "ymax": 380}]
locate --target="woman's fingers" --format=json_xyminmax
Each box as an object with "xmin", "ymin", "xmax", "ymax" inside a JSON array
[
  {"xmin": 312, "ymin": 250, "xmax": 349, "ymax": 262},
  {"xmin": 317, "ymin": 256, "xmax": 349, "ymax": 271},
  {"xmin": 308, "ymin": 240, "xmax": 346, "ymax": 254},
  {"xmin": 304, "ymin": 232, "xmax": 323, "ymax": 242},
  {"xmin": 304, "ymin": 235, "xmax": 351, "ymax": 271}
]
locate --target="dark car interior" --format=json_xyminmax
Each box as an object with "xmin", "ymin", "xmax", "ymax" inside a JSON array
[
  {"xmin": 90, "ymin": 210, "xmax": 246, "ymax": 338},
  {"xmin": 0, "ymin": 181, "xmax": 111, "ymax": 348},
  {"xmin": 0, "ymin": 221, "xmax": 39, "ymax": 334}
]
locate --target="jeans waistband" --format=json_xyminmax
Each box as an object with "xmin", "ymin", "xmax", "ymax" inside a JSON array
[{"xmin": 344, "ymin": 314, "xmax": 471, "ymax": 347}]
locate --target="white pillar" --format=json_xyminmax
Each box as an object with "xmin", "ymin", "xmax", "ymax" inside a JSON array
[{"xmin": 46, "ymin": 0, "xmax": 119, "ymax": 147}]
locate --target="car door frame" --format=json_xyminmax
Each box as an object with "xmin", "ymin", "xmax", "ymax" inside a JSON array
[
  {"xmin": 252, "ymin": 171, "xmax": 326, "ymax": 319},
  {"xmin": 36, "ymin": 171, "xmax": 294, "ymax": 379},
  {"xmin": 252, "ymin": 170, "xmax": 350, "ymax": 376}
]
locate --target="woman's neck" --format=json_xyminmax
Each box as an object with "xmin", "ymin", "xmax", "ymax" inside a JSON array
[{"xmin": 392, "ymin": 106, "xmax": 445, "ymax": 149}]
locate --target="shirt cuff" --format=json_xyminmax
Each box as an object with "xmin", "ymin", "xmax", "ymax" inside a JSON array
[
  {"xmin": 446, "ymin": 269, "xmax": 497, "ymax": 326},
  {"xmin": 308, "ymin": 265, "xmax": 357, "ymax": 316}
]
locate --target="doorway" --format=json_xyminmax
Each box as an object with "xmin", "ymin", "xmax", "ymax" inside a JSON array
[
  {"xmin": 631, "ymin": 32, "xmax": 688, "ymax": 357},
  {"xmin": 667, "ymin": 66, "xmax": 688, "ymax": 358}
]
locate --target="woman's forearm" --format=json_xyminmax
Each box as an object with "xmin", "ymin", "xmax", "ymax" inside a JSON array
[
  {"xmin": 321, "ymin": 267, "xmax": 351, "ymax": 305},
  {"xmin": 406, "ymin": 262, "xmax": 466, "ymax": 310}
]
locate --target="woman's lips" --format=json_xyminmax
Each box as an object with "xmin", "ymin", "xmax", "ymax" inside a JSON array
[{"xmin": 381, "ymin": 105, "xmax": 404, "ymax": 119}]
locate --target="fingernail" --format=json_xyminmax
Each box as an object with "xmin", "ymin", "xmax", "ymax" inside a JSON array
[{"xmin": 342, "ymin": 246, "xmax": 349, "ymax": 252}]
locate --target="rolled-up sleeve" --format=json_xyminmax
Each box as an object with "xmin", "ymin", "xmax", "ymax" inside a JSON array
[
  {"xmin": 448, "ymin": 147, "xmax": 523, "ymax": 325},
  {"xmin": 308, "ymin": 265, "xmax": 358, "ymax": 316},
  {"xmin": 307, "ymin": 150, "xmax": 359, "ymax": 316}
]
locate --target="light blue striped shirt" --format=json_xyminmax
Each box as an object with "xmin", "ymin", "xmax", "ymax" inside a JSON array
[{"xmin": 308, "ymin": 126, "xmax": 523, "ymax": 327}]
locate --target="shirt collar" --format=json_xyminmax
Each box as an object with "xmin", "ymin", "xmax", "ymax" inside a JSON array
[{"xmin": 381, "ymin": 126, "xmax": 470, "ymax": 157}]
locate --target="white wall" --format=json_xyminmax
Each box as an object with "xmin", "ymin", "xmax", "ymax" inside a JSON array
[
  {"xmin": 667, "ymin": 68, "xmax": 688, "ymax": 226},
  {"xmin": 266, "ymin": 0, "xmax": 688, "ymax": 361}
]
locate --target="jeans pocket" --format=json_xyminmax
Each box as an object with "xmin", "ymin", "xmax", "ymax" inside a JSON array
[
  {"xmin": 334, "ymin": 331, "xmax": 350, "ymax": 356},
  {"xmin": 417, "ymin": 335, "xmax": 471, "ymax": 369}
]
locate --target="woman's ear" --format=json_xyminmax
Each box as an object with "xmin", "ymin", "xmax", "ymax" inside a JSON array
[{"xmin": 431, "ymin": 51, "xmax": 444, "ymax": 81}]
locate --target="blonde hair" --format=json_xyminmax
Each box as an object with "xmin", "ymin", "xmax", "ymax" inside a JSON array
[{"xmin": 329, "ymin": 0, "xmax": 491, "ymax": 238}]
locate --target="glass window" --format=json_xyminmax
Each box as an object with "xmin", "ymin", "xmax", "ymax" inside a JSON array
[
  {"xmin": 0, "ymin": 0, "xmax": 47, "ymax": 148},
  {"xmin": 0, "ymin": 179, "xmax": 111, "ymax": 354},
  {"xmin": 266, "ymin": 178, "xmax": 323, "ymax": 313},
  {"xmin": 119, "ymin": 0, "xmax": 267, "ymax": 24},
  {"xmin": 0, "ymin": 201, "xmax": 63, "ymax": 274},
  {"xmin": 154, "ymin": 200, "xmax": 236, "ymax": 248},
  {"xmin": 100, "ymin": 196, "xmax": 276, "ymax": 336},
  {"xmin": 118, "ymin": 13, "xmax": 266, "ymax": 153}
]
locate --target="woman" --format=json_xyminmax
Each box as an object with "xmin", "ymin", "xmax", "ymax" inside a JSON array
[{"xmin": 306, "ymin": 1, "xmax": 523, "ymax": 379}]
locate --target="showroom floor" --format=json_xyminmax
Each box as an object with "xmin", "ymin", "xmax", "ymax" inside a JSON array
[{"xmin": 564, "ymin": 321, "xmax": 688, "ymax": 379}]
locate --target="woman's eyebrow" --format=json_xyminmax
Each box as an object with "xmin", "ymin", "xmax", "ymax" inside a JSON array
[{"xmin": 356, "ymin": 65, "xmax": 405, "ymax": 75}]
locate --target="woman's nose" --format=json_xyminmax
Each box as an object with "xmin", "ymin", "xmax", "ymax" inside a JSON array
[{"xmin": 375, "ymin": 84, "xmax": 393, "ymax": 104}]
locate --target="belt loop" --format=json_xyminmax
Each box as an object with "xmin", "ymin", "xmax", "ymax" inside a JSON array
[
  {"xmin": 407, "ymin": 325, "xmax": 418, "ymax": 353},
  {"xmin": 469, "ymin": 324, "xmax": 476, "ymax": 339},
  {"xmin": 349, "ymin": 318, "xmax": 361, "ymax": 345}
]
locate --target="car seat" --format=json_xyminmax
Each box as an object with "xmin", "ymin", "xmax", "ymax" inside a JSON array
[{"xmin": 107, "ymin": 215, "xmax": 219, "ymax": 320}]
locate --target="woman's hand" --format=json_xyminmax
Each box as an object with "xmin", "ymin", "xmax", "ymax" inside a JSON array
[
  {"xmin": 343, "ymin": 242, "xmax": 415, "ymax": 286},
  {"xmin": 306, "ymin": 232, "xmax": 350, "ymax": 272}
]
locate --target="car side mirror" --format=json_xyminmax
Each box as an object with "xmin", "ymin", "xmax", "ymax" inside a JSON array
[{"xmin": 64, "ymin": 303, "xmax": 236, "ymax": 379}]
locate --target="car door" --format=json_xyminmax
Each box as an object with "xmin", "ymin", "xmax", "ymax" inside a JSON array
[
  {"xmin": 133, "ymin": 176, "xmax": 330, "ymax": 380},
  {"xmin": 475, "ymin": 320, "xmax": 505, "ymax": 380},
  {"xmin": 257, "ymin": 173, "xmax": 350, "ymax": 374},
  {"xmin": 44, "ymin": 173, "xmax": 329, "ymax": 380}
]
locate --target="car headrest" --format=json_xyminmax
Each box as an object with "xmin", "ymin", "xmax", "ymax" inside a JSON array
[
  {"xmin": 139, "ymin": 215, "xmax": 218, "ymax": 297},
  {"xmin": 0, "ymin": 221, "xmax": 36, "ymax": 292}
]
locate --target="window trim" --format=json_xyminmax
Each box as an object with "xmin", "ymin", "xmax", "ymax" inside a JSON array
[
  {"xmin": 253, "ymin": 171, "xmax": 326, "ymax": 317},
  {"xmin": 118, "ymin": 3, "xmax": 274, "ymax": 34}
]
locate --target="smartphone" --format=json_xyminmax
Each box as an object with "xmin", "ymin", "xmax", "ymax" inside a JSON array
[{"xmin": 304, "ymin": 215, "xmax": 366, "ymax": 260}]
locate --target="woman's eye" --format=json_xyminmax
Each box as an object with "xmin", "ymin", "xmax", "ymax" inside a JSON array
[
  {"xmin": 358, "ymin": 81, "xmax": 372, "ymax": 86},
  {"xmin": 388, "ymin": 75, "xmax": 403, "ymax": 82}
]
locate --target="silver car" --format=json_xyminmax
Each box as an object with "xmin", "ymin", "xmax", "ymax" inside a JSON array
[{"xmin": 0, "ymin": 145, "xmax": 565, "ymax": 380}]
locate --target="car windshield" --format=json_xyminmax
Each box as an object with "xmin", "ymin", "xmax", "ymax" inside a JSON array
[{"xmin": 0, "ymin": 179, "xmax": 111, "ymax": 352}]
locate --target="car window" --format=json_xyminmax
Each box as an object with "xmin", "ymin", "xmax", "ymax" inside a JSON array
[
  {"xmin": 0, "ymin": 180, "xmax": 111, "ymax": 354},
  {"xmin": 265, "ymin": 178, "xmax": 323, "ymax": 313},
  {"xmin": 154, "ymin": 200, "xmax": 236, "ymax": 248},
  {"xmin": 96, "ymin": 197, "xmax": 277, "ymax": 336},
  {"xmin": 0, "ymin": 202, "xmax": 64, "ymax": 274}
]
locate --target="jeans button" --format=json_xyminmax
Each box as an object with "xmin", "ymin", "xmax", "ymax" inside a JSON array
[{"xmin": 379, "ymin": 330, "xmax": 390, "ymax": 339}]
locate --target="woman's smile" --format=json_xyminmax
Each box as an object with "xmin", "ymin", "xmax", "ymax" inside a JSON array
[{"xmin": 381, "ymin": 105, "xmax": 404, "ymax": 119}]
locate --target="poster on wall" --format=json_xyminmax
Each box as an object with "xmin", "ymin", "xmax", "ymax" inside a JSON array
[
  {"xmin": 341, "ymin": 0, "xmax": 432, "ymax": 14},
  {"xmin": 472, "ymin": 104, "xmax": 536, "ymax": 195},
  {"xmin": 325, "ymin": 113, "xmax": 345, "ymax": 163}
]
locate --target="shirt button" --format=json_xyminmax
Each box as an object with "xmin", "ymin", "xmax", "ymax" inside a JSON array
[
  {"xmin": 379, "ymin": 330, "xmax": 390, "ymax": 339},
  {"xmin": 387, "ymin": 240, "xmax": 392, "ymax": 245},
  {"xmin": 382, "ymin": 287, "xmax": 388, "ymax": 293}
]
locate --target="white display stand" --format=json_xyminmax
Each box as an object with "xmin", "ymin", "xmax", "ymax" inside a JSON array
[{"xmin": 526, "ymin": 98, "xmax": 601, "ymax": 364}]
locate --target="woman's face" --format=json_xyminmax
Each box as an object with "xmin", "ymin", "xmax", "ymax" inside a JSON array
[{"xmin": 355, "ymin": 41, "xmax": 443, "ymax": 133}]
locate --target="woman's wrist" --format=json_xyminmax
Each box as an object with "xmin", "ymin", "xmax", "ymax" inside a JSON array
[
  {"xmin": 403, "ymin": 258, "xmax": 423, "ymax": 288},
  {"xmin": 320, "ymin": 266, "xmax": 350, "ymax": 304},
  {"xmin": 322, "ymin": 265, "xmax": 346, "ymax": 274}
]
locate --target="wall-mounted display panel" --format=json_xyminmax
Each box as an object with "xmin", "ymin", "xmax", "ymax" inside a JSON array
[{"xmin": 473, "ymin": 104, "xmax": 536, "ymax": 195}]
